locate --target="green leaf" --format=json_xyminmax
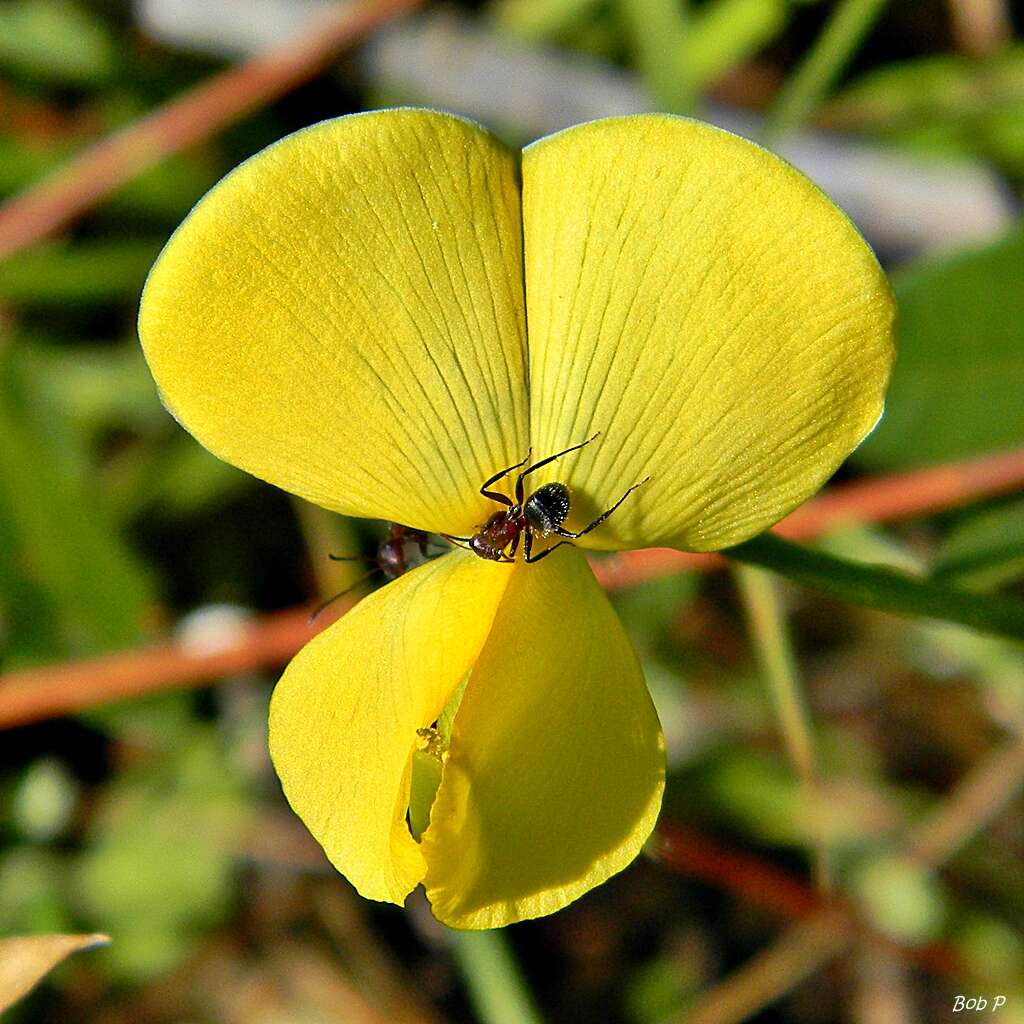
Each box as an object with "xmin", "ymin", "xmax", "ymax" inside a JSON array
[
  {"xmin": 765, "ymin": 0, "xmax": 889, "ymax": 142},
  {"xmin": 0, "ymin": 0, "xmax": 115, "ymax": 86},
  {"xmin": 823, "ymin": 47, "xmax": 1024, "ymax": 143},
  {"xmin": 14, "ymin": 342, "xmax": 165, "ymax": 438},
  {"xmin": 681, "ymin": 0, "xmax": 788, "ymax": 90},
  {"xmin": 122, "ymin": 436, "xmax": 252, "ymax": 519},
  {"xmin": 618, "ymin": 0, "xmax": 695, "ymax": 113},
  {"xmin": 0, "ymin": 241, "xmax": 162, "ymax": 306},
  {"xmin": 74, "ymin": 731, "xmax": 250, "ymax": 981},
  {"xmin": 856, "ymin": 229, "xmax": 1024, "ymax": 470},
  {"xmin": 0, "ymin": 848, "xmax": 72, "ymax": 936},
  {"xmin": 705, "ymin": 748, "xmax": 801, "ymax": 844},
  {"xmin": 727, "ymin": 533, "xmax": 1024, "ymax": 642},
  {"xmin": 493, "ymin": 0, "xmax": 603, "ymax": 41},
  {"xmin": 0, "ymin": 354, "xmax": 151, "ymax": 654},
  {"xmin": 0, "ymin": 497, "xmax": 64, "ymax": 661},
  {"xmin": 851, "ymin": 853, "xmax": 945, "ymax": 943},
  {"xmin": 932, "ymin": 497, "xmax": 1024, "ymax": 590}
]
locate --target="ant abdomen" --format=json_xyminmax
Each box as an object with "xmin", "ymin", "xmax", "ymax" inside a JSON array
[{"xmin": 523, "ymin": 482, "xmax": 570, "ymax": 536}]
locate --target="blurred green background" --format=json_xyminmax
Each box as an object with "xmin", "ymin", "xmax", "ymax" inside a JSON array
[{"xmin": 2, "ymin": 1, "xmax": 1024, "ymax": 1022}]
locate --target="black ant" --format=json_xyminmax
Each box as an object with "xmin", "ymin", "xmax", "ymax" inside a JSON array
[
  {"xmin": 309, "ymin": 523, "xmax": 442, "ymax": 621},
  {"xmin": 443, "ymin": 434, "xmax": 648, "ymax": 564}
]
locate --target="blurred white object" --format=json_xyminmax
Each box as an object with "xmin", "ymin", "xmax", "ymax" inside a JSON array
[
  {"xmin": 176, "ymin": 603, "xmax": 252, "ymax": 656},
  {"xmin": 138, "ymin": 0, "xmax": 335, "ymax": 57},
  {"xmin": 137, "ymin": 0, "xmax": 1015, "ymax": 256}
]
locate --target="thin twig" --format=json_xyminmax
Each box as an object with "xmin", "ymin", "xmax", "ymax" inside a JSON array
[
  {"xmin": 653, "ymin": 824, "xmax": 961, "ymax": 980},
  {"xmin": 685, "ymin": 907, "xmax": 852, "ymax": 1024},
  {"xmin": 2, "ymin": 446, "xmax": 1023, "ymax": 728},
  {"xmin": 653, "ymin": 822, "xmax": 821, "ymax": 919},
  {"xmin": 0, "ymin": 0, "xmax": 423, "ymax": 259},
  {"xmin": 947, "ymin": 0, "xmax": 1012, "ymax": 56},
  {"xmin": 764, "ymin": 0, "xmax": 889, "ymax": 143},
  {"xmin": 0, "ymin": 603, "xmax": 350, "ymax": 729},
  {"xmin": 906, "ymin": 729, "xmax": 1024, "ymax": 869},
  {"xmin": 852, "ymin": 944, "xmax": 915, "ymax": 1024},
  {"xmin": 678, "ymin": 727, "xmax": 1024, "ymax": 1023},
  {"xmin": 735, "ymin": 564, "xmax": 832, "ymax": 892},
  {"xmin": 447, "ymin": 930, "xmax": 544, "ymax": 1024}
]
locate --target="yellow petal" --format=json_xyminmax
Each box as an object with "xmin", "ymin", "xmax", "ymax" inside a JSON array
[
  {"xmin": 268, "ymin": 550, "xmax": 510, "ymax": 904},
  {"xmin": 421, "ymin": 546, "xmax": 665, "ymax": 928},
  {"xmin": 140, "ymin": 109, "xmax": 527, "ymax": 534},
  {"xmin": 522, "ymin": 115, "xmax": 894, "ymax": 551}
]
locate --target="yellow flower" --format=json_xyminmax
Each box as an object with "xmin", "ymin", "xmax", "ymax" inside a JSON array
[{"xmin": 138, "ymin": 109, "xmax": 893, "ymax": 928}]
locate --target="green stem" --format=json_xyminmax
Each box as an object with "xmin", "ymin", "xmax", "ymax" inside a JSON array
[
  {"xmin": 726, "ymin": 533, "xmax": 1024, "ymax": 641},
  {"xmin": 735, "ymin": 564, "xmax": 832, "ymax": 892},
  {"xmin": 618, "ymin": 0, "xmax": 695, "ymax": 114},
  {"xmin": 765, "ymin": 0, "xmax": 889, "ymax": 143},
  {"xmin": 448, "ymin": 928, "xmax": 545, "ymax": 1024}
]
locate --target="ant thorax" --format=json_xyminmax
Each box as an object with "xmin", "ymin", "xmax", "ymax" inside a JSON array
[{"xmin": 442, "ymin": 434, "xmax": 648, "ymax": 565}]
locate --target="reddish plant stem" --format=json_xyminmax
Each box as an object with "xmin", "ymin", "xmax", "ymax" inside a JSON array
[
  {"xmin": 654, "ymin": 822, "xmax": 820, "ymax": 918},
  {"xmin": 1, "ymin": 447, "xmax": 1023, "ymax": 729},
  {"xmin": 593, "ymin": 446, "xmax": 1024, "ymax": 589},
  {"xmin": 654, "ymin": 823, "xmax": 962, "ymax": 979},
  {"xmin": 0, "ymin": 0, "xmax": 422, "ymax": 259},
  {"xmin": 0, "ymin": 603, "xmax": 348, "ymax": 729}
]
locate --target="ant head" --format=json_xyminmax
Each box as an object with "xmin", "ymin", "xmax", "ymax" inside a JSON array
[
  {"xmin": 480, "ymin": 510, "xmax": 509, "ymax": 531},
  {"xmin": 469, "ymin": 535, "xmax": 506, "ymax": 561}
]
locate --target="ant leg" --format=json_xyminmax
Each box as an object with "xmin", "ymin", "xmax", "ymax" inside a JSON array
[
  {"xmin": 514, "ymin": 433, "xmax": 600, "ymax": 504},
  {"xmin": 525, "ymin": 540, "xmax": 572, "ymax": 563},
  {"xmin": 309, "ymin": 568, "xmax": 382, "ymax": 623},
  {"xmin": 509, "ymin": 531, "xmax": 521, "ymax": 560},
  {"xmin": 328, "ymin": 553, "xmax": 362, "ymax": 562},
  {"xmin": 553, "ymin": 477, "xmax": 651, "ymax": 540},
  {"xmin": 480, "ymin": 450, "xmax": 532, "ymax": 506}
]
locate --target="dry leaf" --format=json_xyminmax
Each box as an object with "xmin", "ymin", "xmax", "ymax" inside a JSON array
[{"xmin": 0, "ymin": 933, "xmax": 109, "ymax": 1012}]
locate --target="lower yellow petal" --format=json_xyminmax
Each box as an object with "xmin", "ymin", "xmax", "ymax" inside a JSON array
[
  {"xmin": 421, "ymin": 547, "xmax": 665, "ymax": 928},
  {"xmin": 268, "ymin": 551, "xmax": 510, "ymax": 904}
]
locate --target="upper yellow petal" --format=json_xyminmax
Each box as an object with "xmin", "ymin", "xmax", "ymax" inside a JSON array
[
  {"xmin": 521, "ymin": 115, "xmax": 894, "ymax": 551},
  {"xmin": 139, "ymin": 109, "xmax": 528, "ymax": 535},
  {"xmin": 268, "ymin": 550, "xmax": 510, "ymax": 904},
  {"xmin": 421, "ymin": 546, "xmax": 665, "ymax": 929}
]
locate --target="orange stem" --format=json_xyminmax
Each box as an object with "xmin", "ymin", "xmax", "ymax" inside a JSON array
[
  {"xmin": 653, "ymin": 822, "xmax": 961, "ymax": 979},
  {"xmin": 654, "ymin": 821, "xmax": 820, "ymax": 918},
  {"xmin": 593, "ymin": 446, "xmax": 1024, "ymax": 588},
  {"xmin": 0, "ymin": 0, "xmax": 422, "ymax": 259},
  {"xmin": 2, "ymin": 446, "xmax": 1023, "ymax": 729},
  {"xmin": 0, "ymin": 603, "xmax": 348, "ymax": 730}
]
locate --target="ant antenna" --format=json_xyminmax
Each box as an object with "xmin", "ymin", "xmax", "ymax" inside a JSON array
[{"xmin": 308, "ymin": 568, "xmax": 381, "ymax": 623}]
